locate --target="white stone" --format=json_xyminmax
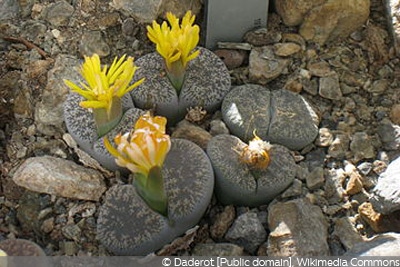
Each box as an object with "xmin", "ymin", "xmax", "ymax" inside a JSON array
[{"xmin": 12, "ymin": 156, "xmax": 106, "ymax": 201}]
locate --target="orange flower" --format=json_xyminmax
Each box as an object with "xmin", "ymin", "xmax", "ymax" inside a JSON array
[{"xmin": 104, "ymin": 113, "xmax": 171, "ymax": 177}]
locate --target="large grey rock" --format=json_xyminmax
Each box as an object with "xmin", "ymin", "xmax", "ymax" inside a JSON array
[
  {"xmin": 370, "ymin": 156, "xmax": 400, "ymax": 214},
  {"xmin": 274, "ymin": 0, "xmax": 370, "ymax": 46},
  {"xmin": 225, "ymin": 211, "xmax": 267, "ymax": 254},
  {"xmin": 267, "ymin": 198, "xmax": 330, "ymax": 256},
  {"xmin": 222, "ymin": 84, "xmax": 319, "ymax": 150},
  {"xmin": 345, "ymin": 233, "xmax": 400, "ymax": 256},
  {"xmin": 299, "ymin": 0, "xmax": 370, "ymax": 45},
  {"xmin": 12, "ymin": 156, "xmax": 106, "ymax": 201}
]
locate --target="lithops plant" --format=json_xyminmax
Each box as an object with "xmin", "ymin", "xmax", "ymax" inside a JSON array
[
  {"xmin": 222, "ymin": 84, "xmax": 319, "ymax": 151},
  {"xmin": 131, "ymin": 11, "xmax": 231, "ymax": 125},
  {"xmin": 207, "ymin": 134, "xmax": 296, "ymax": 206},
  {"xmin": 63, "ymin": 54, "xmax": 145, "ymax": 170},
  {"xmin": 97, "ymin": 113, "xmax": 214, "ymax": 255}
]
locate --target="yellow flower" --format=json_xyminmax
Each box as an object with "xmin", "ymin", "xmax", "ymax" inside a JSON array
[
  {"xmin": 64, "ymin": 54, "xmax": 144, "ymax": 114},
  {"xmin": 104, "ymin": 112, "xmax": 171, "ymax": 177},
  {"xmin": 147, "ymin": 10, "xmax": 200, "ymax": 72}
]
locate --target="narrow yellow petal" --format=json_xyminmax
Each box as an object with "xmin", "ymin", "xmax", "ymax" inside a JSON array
[{"xmin": 104, "ymin": 137, "xmax": 122, "ymax": 159}]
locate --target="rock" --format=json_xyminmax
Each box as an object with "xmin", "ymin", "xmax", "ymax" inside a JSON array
[
  {"xmin": 209, "ymin": 119, "xmax": 230, "ymax": 136},
  {"xmin": 17, "ymin": 191, "xmax": 48, "ymax": 234},
  {"xmin": 13, "ymin": 86, "xmax": 33, "ymax": 119},
  {"xmin": 385, "ymin": 0, "xmax": 400, "ymax": 56},
  {"xmin": 345, "ymin": 171, "xmax": 363, "ymax": 196},
  {"xmin": 319, "ymin": 73, "xmax": 342, "ymax": 100},
  {"xmin": 333, "ymin": 217, "xmax": 364, "ymax": 250},
  {"xmin": 0, "ymin": 239, "xmax": 46, "ymax": 256},
  {"xmin": 121, "ymin": 18, "xmax": 139, "ymax": 40},
  {"xmin": 225, "ymin": 211, "xmax": 267, "ymax": 254},
  {"xmin": 35, "ymin": 55, "xmax": 80, "ymax": 136},
  {"xmin": 370, "ymin": 156, "xmax": 400, "ymax": 214},
  {"xmin": 249, "ymin": 46, "xmax": 290, "ymax": 84},
  {"xmin": 267, "ymin": 198, "xmax": 329, "ymax": 256},
  {"xmin": 79, "ymin": 31, "xmax": 110, "ymax": 57},
  {"xmin": 365, "ymin": 24, "xmax": 390, "ymax": 67},
  {"xmin": 359, "ymin": 202, "xmax": 400, "ymax": 233},
  {"xmin": 18, "ymin": 0, "xmax": 35, "ymax": 18},
  {"xmin": 307, "ymin": 60, "xmax": 334, "ymax": 77},
  {"xmin": 244, "ymin": 28, "xmax": 282, "ymax": 46},
  {"xmin": 210, "ymin": 205, "xmax": 235, "ymax": 240},
  {"xmin": 274, "ymin": 0, "xmax": 325, "ymax": 26},
  {"xmin": 42, "ymin": 0, "xmax": 74, "ymax": 27},
  {"xmin": 281, "ymin": 179, "xmax": 303, "ymax": 198},
  {"xmin": 302, "ymin": 77, "xmax": 319, "ymax": 96},
  {"xmin": 19, "ymin": 20, "xmax": 47, "ymax": 44},
  {"xmin": 0, "ymin": 0, "xmax": 20, "ymax": 20},
  {"xmin": 373, "ymin": 160, "xmax": 388, "ymax": 176},
  {"xmin": 12, "ymin": 156, "xmax": 106, "ymax": 201},
  {"xmin": 172, "ymin": 121, "xmax": 212, "ymax": 150},
  {"xmin": 192, "ymin": 243, "xmax": 245, "ymax": 256},
  {"xmin": 41, "ymin": 217, "xmax": 54, "ymax": 234},
  {"xmin": 324, "ymin": 168, "xmax": 346, "ymax": 203},
  {"xmin": 328, "ymin": 134, "xmax": 350, "ymax": 159},
  {"xmin": 299, "ymin": 0, "xmax": 370, "ymax": 45},
  {"xmin": 306, "ymin": 167, "xmax": 325, "ymax": 190},
  {"xmin": 358, "ymin": 162, "xmax": 373, "ymax": 176},
  {"xmin": 281, "ymin": 33, "xmax": 307, "ymax": 50},
  {"xmin": 390, "ymin": 104, "xmax": 400, "ymax": 125},
  {"xmin": 344, "ymin": 233, "xmax": 400, "ymax": 256},
  {"xmin": 111, "ymin": 0, "xmax": 201, "ymax": 24},
  {"xmin": 158, "ymin": 0, "xmax": 202, "ymax": 20},
  {"xmin": 26, "ymin": 58, "xmax": 53, "ymax": 80},
  {"xmin": 315, "ymin": 128, "xmax": 334, "ymax": 147},
  {"xmin": 350, "ymin": 132, "xmax": 376, "ymax": 161},
  {"xmin": 111, "ymin": 0, "xmax": 162, "ymax": 23},
  {"xmin": 273, "ymin": 43, "xmax": 302, "ymax": 57},
  {"xmin": 364, "ymin": 79, "xmax": 389, "ymax": 95},
  {"xmin": 377, "ymin": 119, "xmax": 400, "ymax": 150},
  {"xmin": 284, "ymin": 77, "xmax": 303, "ymax": 93},
  {"xmin": 213, "ymin": 49, "xmax": 246, "ymax": 70}
]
